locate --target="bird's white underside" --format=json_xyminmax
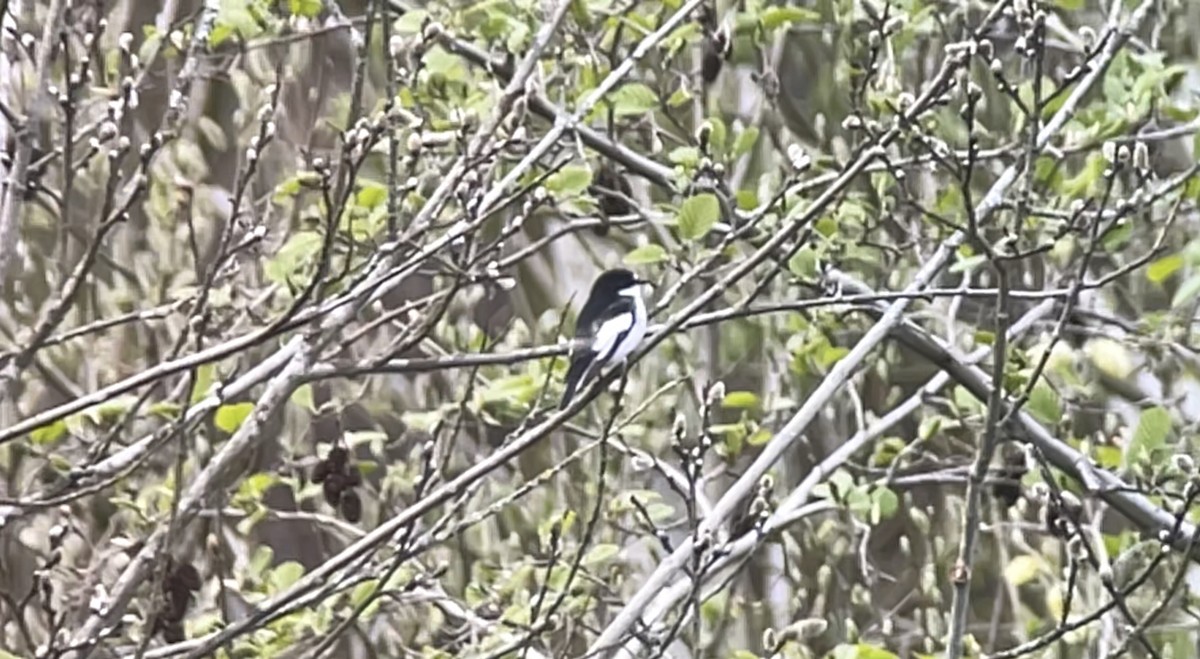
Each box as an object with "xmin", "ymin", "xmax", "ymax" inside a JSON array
[{"xmin": 590, "ymin": 285, "xmax": 648, "ymax": 364}]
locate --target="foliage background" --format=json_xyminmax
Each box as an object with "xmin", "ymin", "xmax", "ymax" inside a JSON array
[{"xmin": 2, "ymin": 0, "xmax": 1200, "ymax": 657}]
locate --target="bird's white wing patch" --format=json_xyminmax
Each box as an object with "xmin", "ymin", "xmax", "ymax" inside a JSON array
[
  {"xmin": 608, "ymin": 288, "xmax": 648, "ymax": 363},
  {"xmin": 591, "ymin": 311, "xmax": 634, "ymax": 361}
]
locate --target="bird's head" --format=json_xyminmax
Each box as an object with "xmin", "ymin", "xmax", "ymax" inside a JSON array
[{"xmin": 592, "ymin": 268, "xmax": 651, "ymax": 299}]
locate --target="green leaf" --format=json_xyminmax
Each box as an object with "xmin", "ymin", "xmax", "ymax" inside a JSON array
[
  {"xmin": 271, "ymin": 171, "xmax": 320, "ymax": 203},
  {"xmin": 817, "ymin": 345, "xmax": 849, "ymax": 368},
  {"xmin": 705, "ymin": 117, "xmax": 727, "ymax": 154},
  {"xmin": 1102, "ymin": 221, "xmax": 1133, "ymax": 252},
  {"xmin": 668, "ymin": 146, "xmax": 700, "ymax": 166},
  {"xmin": 147, "ymin": 401, "xmax": 182, "ymax": 419},
  {"xmin": 30, "ymin": 420, "xmax": 68, "ymax": 446},
  {"xmin": 1094, "ymin": 444, "xmax": 1123, "ymax": 470},
  {"xmin": 1062, "ymin": 152, "xmax": 1107, "ymax": 199},
  {"xmin": 667, "ymin": 86, "xmax": 692, "ymax": 107},
  {"xmin": 732, "ymin": 126, "xmax": 760, "ymax": 157},
  {"xmin": 355, "ymin": 181, "xmax": 388, "ymax": 209},
  {"xmin": 269, "ymin": 561, "xmax": 305, "ymax": 592},
  {"xmin": 747, "ymin": 428, "xmax": 772, "ymax": 446},
  {"xmin": 394, "ymin": 10, "xmax": 429, "ymax": 35},
  {"xmin": 288, "ymin": 0, "xmax": 323, "ymax": 17},
  {"xmin": 545, "ymin": 165, "xmax": 594, "ymax": 197},
  {"xmin": 870, "ymin": 487, "xmax": 898, "ymax": 524},
  {"xmin": 290, "ymin": 384, "xmax": 316, "ymax": 413},
  {"xmin": 1004, "ymin": 555, "xmax": 1044, "ymax": 586},
  {"xmin": 239, "ymin": 472, "xmax": 278, "ymax": 500},
  {"xmin": 209, "ymin": 22, "xmax": 234, "ymax": 47},
  {"xmin": 676, "ymin": 193, "xmax": 720, "ymax": 240},
  {"xmin": 950, "ymin": 253, "xmax": 988, "ymax": 274},
  {"xmin": 1085, "ymin": 337, "xmax": 1134, "ymax": 379},
  {"xmin": 265, "ymin": 231, "xmax": 323, "ymax": 286},
  {"xmin": 351, "ymin": 581, "xmax": 379, "ymax": 607},
  {"xmin": 1027, "ymin": 382, "xmax": 1061, "ymax": 426},
  {"xmin": 248, "ymin": 545, "xmax": 274, "ymax": 578},
  {"xmin": 80, "ymin": 395, "xmax": 138, "ymax": 426},
  {"xmin": 870, "ymin": 437, "xmax": 907, "ymax": 467},
  {"xmin": 1124, "ymin": 406, "xmax": 1171, "ymax": 468},
  {"xmin": 1147, "ymin": 254, "xmax": 1183, "ymax": 283},
  {"xmin": 788, "ymin": 246, "xmax": 819, "ymax": 278},
  {"xmin": 583, "ymin": 543, "xmax": 621, "ymax": 565},
  {"xmin": 721, "ymin": 391, "xmax": 760, "ymax": 409},
  {"xmin": 831, "ymin": 643, "xmax": 899, "ymax": 659},
  {"xmin": 761, "ymin": 6, "xmax": 820, "ymax": 29},
  {"xmin": 422, "ymin": 45, "xmax": 466, "ymax": 81},
  {"xmin": 609, "ymin": 83, "xmax": 659, "ymax": 117},
  {"xmin": 624, "ymin": 244, "xmax": 669, "ymax": 265},
  {"xmin": 214, "ymin": 402, "xmax": 255, "ymax": 434}
]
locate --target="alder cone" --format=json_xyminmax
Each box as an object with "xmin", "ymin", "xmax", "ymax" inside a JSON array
[
  {"xmin": 160, "ymin": 585, "xmax": 191, "ymax": 622},
  {"xmin": 173, "ymin": 563, "xmax": 202, "ymax": 592},
  {"xmin": 702, "ymin": 45, "xmax": 723, "ymax": 83},
  {"xmin": 322, "ymin": 476, "xmax": 343, "ymax": 506},
  {"xmin": 311, "ymin": 459, "xmax": 330, "ymax": 484},
  {"xmin": 327, "ymin": 446, "xmax": 348, "ymax": 468},
  {"xmin": 159, "ymin": 619, "xmax": 185, "ymax": 643},
  {"xmin": 990, "ymin": 481, "xmax": 1022, "ymax": 509},
  {"xmin": 340, "ymin": 490, "xmax": 363, "ymax": 523},
  {"xmin": 591, "ymin": 165, "xmax": 634, "ymax": 236}
]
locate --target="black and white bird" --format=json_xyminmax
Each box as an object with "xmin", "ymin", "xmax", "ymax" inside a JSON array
[{"xmin": 560, "ymin": 268, "xmax": 651, "ymax": 409}]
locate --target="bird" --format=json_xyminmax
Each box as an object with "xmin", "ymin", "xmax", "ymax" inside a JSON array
[{"xmin": 559, "ymin": 268, "xmax": 651, "ymax": 410}]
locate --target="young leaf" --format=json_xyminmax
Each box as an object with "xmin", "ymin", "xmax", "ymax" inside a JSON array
[
  {"xmin": 624, "ymin": 244, "xmax": 669, "ymax": 265},
  {"xmin": 1027, "ymin": 382, "xmax": 1061, "ymax": 426},
  {"xmin": 732, "ymin": 126, "xmax": 760, "ymax": 157},
  {"xmin": 545, "ymin": 165, "xmax": 594, "ymax": 197},
  {"xmin": 609, "ymin": 83, "xmax": 659, "ymax": 117},
  {"xmin": 1124, "ymin": 406, "xmax": 1171, "ymax": 468},
  {"xmin": 721, "ymin": 391, "xmax": 760, "ymax": 409},
  {"xmin": 190, "ymin": 363, "xmax": 215, "ymax": 404},
  {"xmin": 761, "ymin": 6, "xmax": 819, "ymax": 30},
  {"xmin": 290, "ymin": 384, "xmax": 316, "ymax": 413},
  {"xmin": 583, "ymin": 543, "xmax": 621, "ymax": 565},
  {"xmin": 1003, "ymin": 555, "xmax": 1044, "ymax": 587},
  {"xmin": 676, "ymin": 193, "xmax": 720, "ymax": 240},
  {"xmin": 1146, "ymin": 254, "xmax": 1183, "ymax": 283},
  {"xmin": 788, "ymin": 246, "xmax": 819, "ymax": 278},
  {"xmin": 214, "ymin": 402, "xmax": 255, "ymax": 434}
]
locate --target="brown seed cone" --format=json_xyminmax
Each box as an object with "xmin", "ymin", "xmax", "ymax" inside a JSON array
[
  {"xmin": 702, "ymin": 46, "xmax": 723, "ymax": 83},
  {"xmin": 173, "ymin": 563, "xmax": 202, "ymax": 592},
  {"xmin": 311, "ymin": 459, "xmax": 330, "ymax": 484},
  {"xmin": 340, "ymin": 490, "xmax": 363, "ymax": 523},
  {"xmin": 161, "ymin": 585, "xmax": 191, "ymax": 622},
  {"xmin": 158, "ymin": 619, "xmax": 185, "ymax": 643},
  {"xmin": 327, "ymin": 446, "xmax": 348, "ymax": 468},
  {"xmin": 322, "ymin": 477, "xmax": 343, "ymax": 506}
]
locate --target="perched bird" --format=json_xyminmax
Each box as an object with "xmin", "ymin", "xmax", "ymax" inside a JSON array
[{"xmin": 560, "ymin": 268, "xmax": 651, "ymax": 409}]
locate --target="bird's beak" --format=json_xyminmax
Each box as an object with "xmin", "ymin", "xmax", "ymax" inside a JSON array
[{"xmin": 634, "ymin": 277, "xmax": 653, "ymax": 288}]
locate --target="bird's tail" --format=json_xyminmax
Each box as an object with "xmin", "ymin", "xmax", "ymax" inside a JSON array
[{"xmin": 559, "ymin": 353, "xmax": 594, "ymax": 410}]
